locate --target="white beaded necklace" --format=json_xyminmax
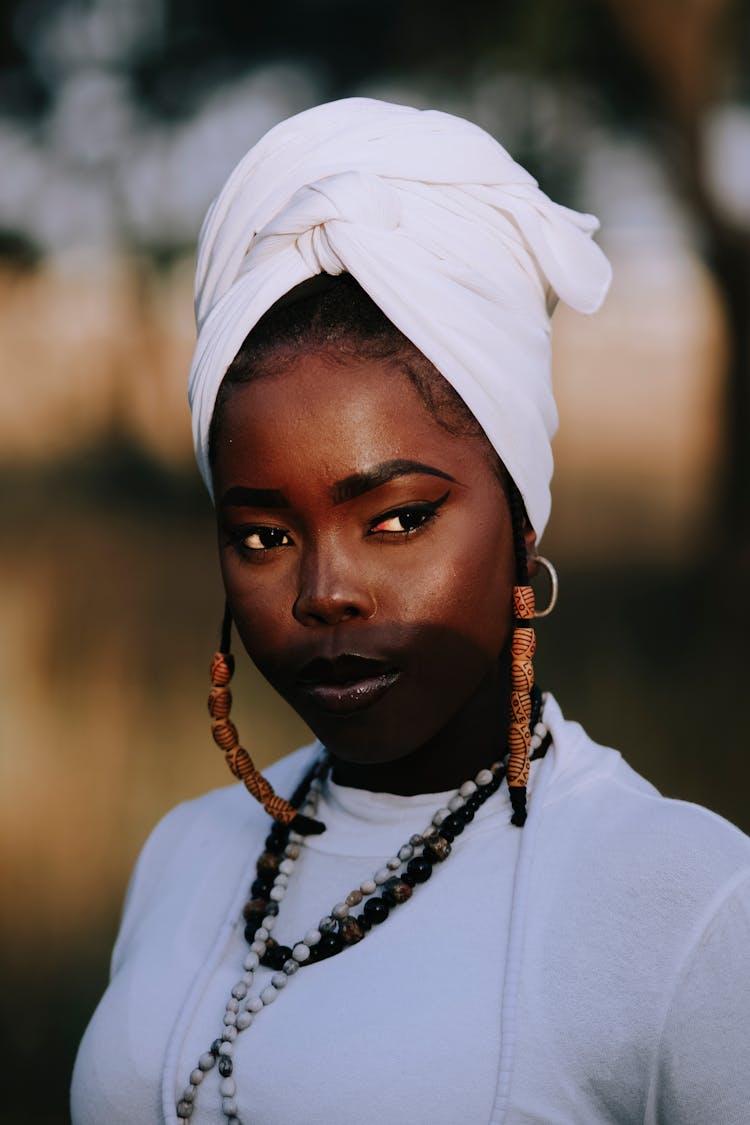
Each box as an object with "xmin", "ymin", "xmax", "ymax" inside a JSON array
[{"xmin": 176, "ymin": 703, "xmax": 550, "ymax": 1124}]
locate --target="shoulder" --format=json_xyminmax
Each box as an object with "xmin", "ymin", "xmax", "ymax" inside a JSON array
[{"xmin": 539, "ymin": 694, "xmax": 750, "ymax": 901}]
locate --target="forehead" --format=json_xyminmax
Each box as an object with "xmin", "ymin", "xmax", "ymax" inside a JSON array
[{"xmin": 212, "ymin": 351, "xmax": 493, "ymax": 486}]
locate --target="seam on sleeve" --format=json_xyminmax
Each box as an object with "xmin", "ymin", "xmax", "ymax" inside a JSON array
[{"xmin": 642, "ymin": 867, "xmax": 750, "ymax": 1125}]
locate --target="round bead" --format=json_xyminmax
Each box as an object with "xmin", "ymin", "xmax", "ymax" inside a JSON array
[
  {"xmin": 270, "ymin": 885, "xmax": 286, "ymax": 902},
  {"xmin": 293, "ymin": 942, "xmax": 311, "ymax": 962},
  {"xmin": 231, "ymin": 981, "xmax": 248, "ymax": 1000},
  {"xmin": 381, "ymin": 877, "xmax": 413, "ymax": 905},
  {"xmin": 223, "ymin": 1010, "xmax": 237, "ymax": 1026},
  {"xmin": 218, "ymin": 1041, "xmax": 234, "ymax": 1057},
  {"xmin": 271, "ymin": 972, "xmax": 288, "ymax": 989},
  {"xmin": 198, "ymin": 1053, "xmax": 215, "ymax": 1071},
  {"xmin": 262, "ymin": 915, "xmax": 277, "ymax": 932},
  {"xmin": 374, "ymin": 867, "xmax": 391, "ymax": 885},
  {"xmin": 534, "ymin": 721, "xmax": 547, "ymax": 737},
  {"xmin": 386, "ymin": 856, "xmax": 401, "ymax": 870},
  {"xmin": 264, "ymin": 901, "xmax": 280, "ymax": 916},
  {"xmin": 176, "ymin": 1100, "xmax": 194, "ymax": 1118},
  {"xmin": 284, "ymin": 843, "xmax": 301, "ymax": 859},
  {"xmin": 181, "ymin": 1086, "xmax": 195, "ymax": 1102},
  {"xmin": 218, "ymin": 1054, "xmax": 233, "ymax": 1077},
  {"xmin": 275, "ymin": 873, "xmax": 289, "ymax": 888},
  {"xmin": 304, "ymin": 928, "xmax": 321, "ymax": 946},
  {"xmin": 398, "ymin": 844, "xmax": 414, "ymax": 861},
  {"xmin": 220, "ymin": 1078, "xmax": 237, "ymax": 1097},
  {"xmin": 256, "ymin": 851, "xmax": 281, "ymax": 877},
  {"xmin": 250, "ymin": 940, "xmax": 267, "ymax": 956},
  {"xmin": 226, "ymin": 998, "xmax": 240, "ymax": 1013},
  {"xmin": 448, "ymin": 794, "xmax": 465, "ymax": 812},
  {"xmin": 455, "ymin": 805, "xmax": 473, "ymax": 824},
  {"xmin": 222, "ymin": 1097, "xmax": 239, "ymax": 1116},
  {"xmin": 475, "ymin": 768, "xmax": 493, "ymax": 786},
  {"xmin": 345, "ymin": 889, "xmax": 363, "ymax": 907},
  {"xmin": 254, "ymin": 926, "xmax": 270, "ymax": 941},
  {"xmin": 442, "ymin": 812, "xmax": 464, "ymax": 837},
  {"xmin": 265, "ymin": 943, "xmax": 292, "ymax": 970},
  {"xmin": 424, "ymin": 836, "xmax": 452, "ymax": 863},
  {"xmin": 246, "ymin": 996, "xmax": 263, "ymax": 1013},
  {"xmin": 319, "ymin": 916, "xmax": 336, "ymax": 933},
  {"xmin": 288, "ymin": 831, "xmax": 303, "ymax": 844},
  {"xmin": 406, "ymin": 856, "xmax": 433, "ymax": 883},
  {"xmin": 279, "ymin": 858, "xmax": 295, "ymax": 875},
  {"xmin": 236, "ymin": 1011, "xmax": 253, "ymax": 1030},
  {"xmin": 283, "ymin": 958, "xmax": 299, "ymax": 975},
  {"xmin": 432, "ymin": 808, "xmax": 450, "ymax": 827},
  {"xmin": 409, "ymin": 834, "xmax": 424, "ymax": 847},
  {"xmin": 190, "ymin": 1069, "xmax": 204, "ymax": 1086},
  {"xmin": 360, "ymin": 879, "xmax": 377, "ymax": 895},
  {"xmin": 261, "ymin": 985, "xmax": 278, "ymax": 1005},
  {"xmin": 460, "ymin": 779, "xmax": 478, "ymax": 797},
  {"xmin": 363, "ymin": 897, "xmax": 389, "ymax": 924},
  {"xmin": 316, "ymin": 932, "xmax": 343, "ymax": 958},
  {"xmin": 243, "ymin": 952, "xmax": 259, "ymax": 971},
  {"xmin": 222, "ymin": 1025, "xmax": 238, "ymax": 1042}
]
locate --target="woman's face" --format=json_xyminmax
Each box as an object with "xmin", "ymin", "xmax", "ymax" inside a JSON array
[{"xmin": 212, "ymin": 350, "xmax": 524, "ymax": 784}]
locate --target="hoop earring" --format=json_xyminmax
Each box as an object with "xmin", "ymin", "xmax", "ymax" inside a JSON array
[
  {"xmin": 532, "ymin": 555, "xmax": 558, "ymax": 618},
  {"xmin": 208, "ymin": 603, "xmax": 325, "ymax": 835}
]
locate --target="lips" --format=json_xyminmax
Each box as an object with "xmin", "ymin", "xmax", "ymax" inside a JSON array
[{"xmin": 296, "ymin": 654, "xmax": 400, "ymax": 715}]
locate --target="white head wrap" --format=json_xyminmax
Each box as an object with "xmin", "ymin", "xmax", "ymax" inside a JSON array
[{"xmin": 189, "ymin": 97, "xmax": 611, "ymax": 537}]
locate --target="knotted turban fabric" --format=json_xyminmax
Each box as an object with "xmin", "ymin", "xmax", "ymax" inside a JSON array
[{"xmin": 189, "ymin": 97, "xmax": 611, "ymax": 538}]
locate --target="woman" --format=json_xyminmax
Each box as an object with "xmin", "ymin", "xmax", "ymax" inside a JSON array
[{"xmin": 72, "ymin": 98, "xmax": 750, "ymax": 1125}]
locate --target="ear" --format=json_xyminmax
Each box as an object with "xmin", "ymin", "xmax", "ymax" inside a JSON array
[{"xmin": 523, "ymin": 522, "xmax": 539, "ymax": 579}]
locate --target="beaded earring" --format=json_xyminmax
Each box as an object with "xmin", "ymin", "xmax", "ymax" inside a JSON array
[
  {"xmin": 208, "ymin": 603, "xmax": 325, "ymax": 835},
  {"xmin": 507, "ymin": 483, "xmax": 537, "ymax": 827}
]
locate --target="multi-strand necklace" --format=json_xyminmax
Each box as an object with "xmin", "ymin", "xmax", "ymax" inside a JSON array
[{"xmin": 175, "ymin": 699, "xmax": 551, "ymax": 1124}]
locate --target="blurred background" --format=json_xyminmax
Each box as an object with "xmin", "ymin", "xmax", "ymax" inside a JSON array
[{"xmin": 1, "ymin": 1, "xmax": 748, "ymax": 1120}]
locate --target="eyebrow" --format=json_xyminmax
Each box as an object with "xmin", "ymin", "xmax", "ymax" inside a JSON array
[
  {"xmin": 331, "ymin": 459, "xmax": 458, "ymax": 505},
  {"xmin": 219, "ymin": 459, "xmax": 459, "ymax": 511},
  {"xmin": 220, "ymin": 486, "xmax": 290, "ymax": 508}
]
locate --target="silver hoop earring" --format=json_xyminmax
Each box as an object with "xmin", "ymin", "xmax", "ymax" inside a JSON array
[{"xmin": 532, "ymin": 556, "xmax": 558, "ymax": 618}]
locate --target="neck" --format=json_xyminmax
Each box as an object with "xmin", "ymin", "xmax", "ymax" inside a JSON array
[{"xmin": 329, "ymin": 654, "xmax": 509, "ymax": 795}]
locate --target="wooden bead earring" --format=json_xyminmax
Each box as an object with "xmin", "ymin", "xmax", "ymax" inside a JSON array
[{"xmin": 208, "ymin": 603, "xmax": 325, "ymax": 835}]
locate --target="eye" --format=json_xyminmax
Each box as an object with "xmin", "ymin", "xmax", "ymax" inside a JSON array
[
  {"xmin": 236, "ymin": 526, "xmax": 293, "ymax": 552},
  {"xmin": 369, "ymin": 493, "xmax": 449, "ymax": 537}
]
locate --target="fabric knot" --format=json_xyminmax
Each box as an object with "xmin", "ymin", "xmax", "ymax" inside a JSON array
[{"xmin": 252, "ymin": 171, "xmax": 401, "ymax": 276}]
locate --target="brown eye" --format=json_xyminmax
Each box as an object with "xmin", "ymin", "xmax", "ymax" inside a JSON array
[
  {"xmin": 369, "ymin": 505, "xmax": 438, "ymax": 536},
  {"xmin": 241, "ymin": 527, "xmax": 292, "ymax": 551}
]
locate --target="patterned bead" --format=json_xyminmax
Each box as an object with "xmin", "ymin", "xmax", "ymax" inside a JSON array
[
  {"xmin": 283, "ymin": 958, "xmax": 299, "ymax": 975},
  {"xmin": 339, "ymin": 916, "xmax": 365, "ymax": 945},
  {"xmin": 243, "ymin": 898, "xmax": 268, "ymax": 922},
  {"xmin": 345, "ymin": 889, "xmax": 363, "ymax": 907},
  {"xmin": 256, "ymin": 851, "xmax": 281, "ymax": 877},
  {"xmin": 218, "ymin": 1055, "xmax": 233, "ymax": 1077},
  {"xmin": 176, "ymin": 1100, "xmax": 194, "ymax": 1118},
  {"xmin": 424, "ymin": 836, "xmax": 452, "ymax": 863},
  {"xmin": 381, "ymin": 877, "xmax": 412, "ymax": 906},
  {"xmin": 319, "ymin": 915, "xmax": 336, "ymax": 933}
]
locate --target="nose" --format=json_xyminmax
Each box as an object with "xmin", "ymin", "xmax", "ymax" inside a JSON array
[{"xmin": 292, "ymin": 544, "xmax": 377, "ymax": 627}]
